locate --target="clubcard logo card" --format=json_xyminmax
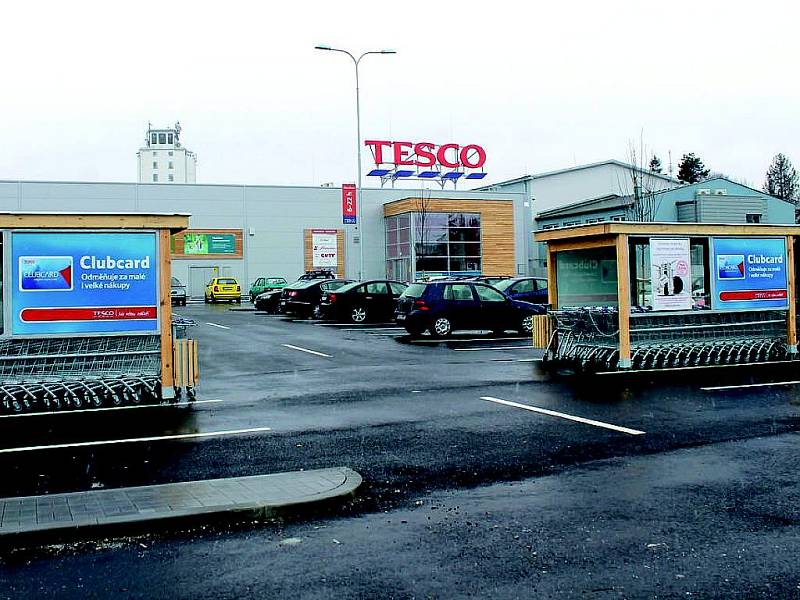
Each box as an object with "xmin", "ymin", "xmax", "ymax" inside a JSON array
[
  {"xmin": 717, "ymin": 254, "xmax": 746, "ymax": 280},
  {"xmin": 18, "ymin": 256, "xmax": 74, "ymax": 291}
]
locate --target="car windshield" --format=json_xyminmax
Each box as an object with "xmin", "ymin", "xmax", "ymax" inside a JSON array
[
  {"xmin": 326, "ymin": 280, "xmax": 351, "ymax": 291},
  {"xmin": 217, "ymin": 278, "xmax": 237, "ymax": 284},
  {"xmin": 171, "ymin": 277, "xmax": 182, "ymax": 286},
  {"xmin": 290, "ymin": 280, "xmax": 321, "ymax": 289},
  {"xmin": 267, "ymin": 278, "xmax": 286, "ymax": 284},
  {"xmin": 400, "ymin": 283, "xmax": 427, "ymax": 298},
  {"xmin": 494, "ymin": 279, "xmax": 514, "ymax": 292}
]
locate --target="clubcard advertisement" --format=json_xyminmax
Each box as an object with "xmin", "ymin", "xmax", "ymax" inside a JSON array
[
  {"xmin": 711, "ymin": 237, "xmax": 788, "ymax": 311},
  {"xmin": 11, "ymin": 232, "xmax": 159, "ymax": 335},
  {"xmin": 650, "ymin": 238, "xmax": 692, "ymax": 311}
]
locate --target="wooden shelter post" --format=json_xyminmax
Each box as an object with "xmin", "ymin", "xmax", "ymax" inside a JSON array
[
  {"xmin": 787, "ymin": 236, "xmax": 797, "ymax": 354},
  {"xmin": 615, "ymin": 234, "xmax": 632, "ymax": 369}
]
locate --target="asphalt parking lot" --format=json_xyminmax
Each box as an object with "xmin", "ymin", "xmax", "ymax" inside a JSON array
[{"xmin": 2, "ymin": 302, "xmax": 800, "ymax": 598}]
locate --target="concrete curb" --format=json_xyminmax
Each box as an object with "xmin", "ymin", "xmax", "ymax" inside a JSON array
[{"xmin": 0, "ymin": 467, "xmax": 362, "ymax": 547}]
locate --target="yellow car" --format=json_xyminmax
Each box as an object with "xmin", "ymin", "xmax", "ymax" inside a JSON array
[{"xmin": 204, "ymin": 277, "xmax": 242, "ymax": 304}]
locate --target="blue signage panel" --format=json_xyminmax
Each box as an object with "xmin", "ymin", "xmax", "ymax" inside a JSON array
[
  {"xmin": 11, "ymin": 232, "xmax": 160, "ymax": 335},
  {"xmin": 711, "ymin": 237, "xmax": 788, "ymax": 311}
]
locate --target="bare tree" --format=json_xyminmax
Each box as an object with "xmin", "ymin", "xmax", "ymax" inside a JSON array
[
  {"xmin": 414, "ymin": 188, "xmax": 432, "ymax": 279},
  {"xmin": 617, "ymin": 136, "xmax": 664, "ymax": 222}
]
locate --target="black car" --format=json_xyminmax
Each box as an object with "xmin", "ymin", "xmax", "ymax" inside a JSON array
[
  {"xmin": 170, "ymin": 277, "xmax": 187, "ymax": 306},
  {"xmin": 395, "ymin": 280, "xmax": 545, "ymax": 337},
  {"xmin": 319, "ymin": 280, "xmax": 408, "ymax": 323},
  {"xmin": 280, "ymin": 279, "xmax": 353, "ymax": 318},
  {"xmin": 253, "ymin": 288, "xmax": 284, "ymax": 313},
  {"xmin": 298, "ymin": 269, "xmax": 336, "ymax": 281},
  {"xmin": 493, "ymin": 277, "xmax": 548, "ymax": 305}
]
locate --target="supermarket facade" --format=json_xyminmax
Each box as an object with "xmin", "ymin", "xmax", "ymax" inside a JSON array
[{"xmin": 0, "ymin": 179, "xmax": 528, "ymax": 298}]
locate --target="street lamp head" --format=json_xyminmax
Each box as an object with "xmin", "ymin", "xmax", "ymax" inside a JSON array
[
  {"xmin": 380, "ymin": 49, "xmax": 397, "ymax": 54},
  {"xmin": 314, "ymin": 44, "xmax": 332, "ymax": 51}
]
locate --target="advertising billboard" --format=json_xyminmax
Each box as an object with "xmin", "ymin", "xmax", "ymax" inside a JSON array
[
  {"xmin": 311, "ymin": 230, "xmax": 337, "ymax": 268},
  {"xmin": 342, "ymin": 184, "xmax": 357, "ymax": 224},
  {"xmin": 11, "ymin": 232, "xmax": 160, "ymax": 335},
  {"xmin": 650, "ymin": 238, "xmax": 692, "ymax": 311},
  {"xmin": 183, "ymin": 233, "xmax": 236, "ymax": 255},
  {"xmin": 711, "ymin": 237, "xmax": 788, "ymax": 311}
]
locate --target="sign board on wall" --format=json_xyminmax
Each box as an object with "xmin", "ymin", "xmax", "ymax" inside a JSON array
[
  {"xmin": 312, "ymin": 230, "xmax": 338, "ymax": 268},
  {"xmin": 11, "ymin": 232, "xmax": 159, "ymax": 335},
  {"xmin": 183, "ymin": 233, "xmax": 236, "ymax": 255},
  {"xmin": 342, "ymin": 184, "xmax": 357, "ymax": 224},
  {"xmin": 711, "ymin": 237, "xmax": 788, "ymax": 310},
  {"xmin": 555, "ymin": 247, "xmax": 618, "ymax": 307},
  {"xmin": 650, "ymin": 238, "xmax": 692, "ymax": 311}
]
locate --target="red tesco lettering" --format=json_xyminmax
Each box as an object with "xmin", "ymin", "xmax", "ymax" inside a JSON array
[{"xmin": 364, "ymin": 140, "xmax": 486, "ymax": 169}]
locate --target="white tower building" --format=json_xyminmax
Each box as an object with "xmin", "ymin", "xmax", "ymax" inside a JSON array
[{"xmin": 137, "ymin": 122, "xmax": 197, "ymax": 183}]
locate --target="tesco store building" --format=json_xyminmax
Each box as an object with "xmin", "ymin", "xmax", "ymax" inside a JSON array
[{"xmin": 0, "ymin": 142, "xmax": 528, "ymax": 299}]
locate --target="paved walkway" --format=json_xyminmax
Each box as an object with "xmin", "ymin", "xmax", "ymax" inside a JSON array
[{"xmin": 0, "ymin": 467, "xmax": 361, "ymax": 542}]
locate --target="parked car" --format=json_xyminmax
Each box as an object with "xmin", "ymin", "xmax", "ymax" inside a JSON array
[
  {"xmin": 466, "ymin": 275, "xmax": 513, "ymax": 286},
  {"xmin": 395, "ymin": 280, "xmax": 545, "ymax": 337},
  {"xmin": 170, "ymin": 277, "xmax": 187, "ymax": 306},
  {"xmin": 298, "ymin": 269, "xmax": 336, "ymax": 281},
  {"xmin": 254, "ymin": 288, "xmax": 284, "ymax": 313},
  {"xmin": 280, "ymin": 278, "xmax": 353, "ymax": 318},
  {"xmin": 493, "ymin": 277, "xmax": 548, "ymax": 305},
  {"xmin": 204, "ymin": 277, "xmax": 241, "ymax": 304},
  {"xmin": 319, "ymin": 280, "xmax": 408, "ymax": 323},
  {"xmin": 248, "ymin": 277, "xmax": 288, "ymax": 302}
]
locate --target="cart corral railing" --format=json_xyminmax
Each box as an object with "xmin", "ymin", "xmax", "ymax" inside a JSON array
[{"xmin": 545, "ymin": 309, "xmax": 790, "ymax": 373}]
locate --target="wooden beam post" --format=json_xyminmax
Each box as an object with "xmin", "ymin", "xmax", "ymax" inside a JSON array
[
  {"xmin": 159, "ymin": 229, "xmax": 175, "ymax": 399},
  {"xmin": 615, "ymin": 234, "xmax": 632, "ymax": 369},
  {"xmin": 787, "ymin": 236, "xmax": 797, "ymax": 354},
  {"xmin": 546, "ymin": 246, "xmax": 558, "ymax": 310}
]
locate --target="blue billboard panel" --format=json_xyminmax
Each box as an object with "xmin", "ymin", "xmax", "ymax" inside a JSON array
[
  {"xmin": 11, "ymin": 232, "xmax": 160, "ymax": 335},
  {"xmin": 711, "ymin": 237, "xmax": 788, "ymax": 311}
]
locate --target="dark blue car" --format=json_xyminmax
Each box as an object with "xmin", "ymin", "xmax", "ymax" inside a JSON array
[
  {"xmin": 493, "ymin": 277, "xmax": 548, "ymax": 305},
  {"xmin": 395, "ymin": 280, "xmax": 545, "ymax": 338}
]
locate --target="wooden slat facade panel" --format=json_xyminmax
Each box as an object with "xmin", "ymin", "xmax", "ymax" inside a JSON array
[
  {"xmin": 304, "ymin": 229, "xmax": 346, "ymax": 277},
  {"xmin": 383, "ymin": 197, "xmax": 515, "ymax": 276}
]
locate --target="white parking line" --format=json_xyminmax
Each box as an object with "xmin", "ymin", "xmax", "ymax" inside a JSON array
[
  {"xmin": 282, "ymin": 344, "xmax": 332, "ymax": 358},
  {"xmin": 701, "ymin": 380, "xmax": 800, "ymax": 392},
  {"xmin": 480, "ymin": 396, "xmax": 645, "ymax": 435},
  {"xmin": 206, "ymin": 322, "xmax": 231, "ymax": 330},
  {"xmin": 0, "ymin": 426, "xmax": 273, "ymax": 454},
  {"xmin": 410, "ymin": 337, "xmax": 528, "ymax": 344},
  {"xmin": 0, "ymin": 399, "xmax": 224, "ymax": 419},
  {"xmin": 454, "ymin": 346, "xmax": 534, "ymax": 352}
]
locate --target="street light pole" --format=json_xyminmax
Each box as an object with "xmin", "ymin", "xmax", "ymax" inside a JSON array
[{"xmin": 315, "ymin": 45, "xmax": 396, "ymax": 281}]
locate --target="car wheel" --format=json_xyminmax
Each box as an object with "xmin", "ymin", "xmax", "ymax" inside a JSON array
[
  {"xmin": 430, "ymin": 316, "xmax": 452, "ymax": 338},
  {"xmin": 350, "ymin": 305, "xmax": 367, "ymax": 323},
  {"xmin": 204, "ymin": 294, "xmax": 210, "ymax": 304},
  {"xmin": 236, "ymin": 298, "xmax": 242, "ymax": 304},
  {"xmin": 519, "ymin": 314, "xmax": 534, "ymax": 335},
  {"xmin": 250, "ymin": 294, "xmax": 256, "ymax": 303},
  {"xmin": 312, "ymin": 304, "xmax": 322, "ymax": 319}
]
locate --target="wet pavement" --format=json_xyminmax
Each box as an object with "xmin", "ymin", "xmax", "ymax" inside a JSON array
[{"xmin": 1, "ymin": 302, "xmax": 800, "ymax": 598}]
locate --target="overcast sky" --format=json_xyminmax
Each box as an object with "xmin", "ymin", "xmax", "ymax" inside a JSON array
[{"xmin": 1, "ymin": 0, "xmax": 798, "ymax": 190}]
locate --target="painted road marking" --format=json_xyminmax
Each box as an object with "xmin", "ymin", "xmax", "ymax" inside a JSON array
[
  {"xmin": 206, "ymin": 322, "xmax": 231, "ymax": 330},
  {"xmin": 346, "ymin": 327, "xmax": 406, "ymax": 332},
  {"xmin": 454, "ymin": 346, "xmax": 534, "ymax": 352},
  {"xmin": 0, "ymin": 426, "xmax": 273, "ymax": 454},
  {"xmin": 480, "ymin": 396, "xmax": 645, "ymax": 436},
  {"xmin": 701, "ymin": 380, "xmax": 800, "ymax": 391},
  {"xmin": 491, "ymin": 358, "xmax": 542, "ymax": 363},
  {"xmin": 409, "ymin": 336, "xmax": 528, "ymax": 344},
  {"xmin": 318, "ymin": 323, "xmax": 396, "ymax": 328},
  {"xmin": 0, "ymin": 399, "xmax": 224, "ymax": 419},
  {"xmin": 282, "ymin": 344, "xmax": 332, "ymax": 358}
]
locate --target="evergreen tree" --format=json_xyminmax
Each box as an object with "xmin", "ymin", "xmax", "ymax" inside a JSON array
[
  {"xmin": 648, "ymin": 155, "xmax": 662, "ymax": 173},
  {"xmin": 677, "ymin": 153, "xmax": 710, "ymax": 183},
  {"xmin": 764, "ymin": 153, "xmax": 798, "ymax": 203}
]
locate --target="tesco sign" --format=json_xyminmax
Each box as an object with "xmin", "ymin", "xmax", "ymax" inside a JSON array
[{"xmin": 364, "ymin": 140, "xmax": 487, "ymax": 177}]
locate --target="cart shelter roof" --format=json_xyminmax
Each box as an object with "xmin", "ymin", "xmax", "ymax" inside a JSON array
[
  {"xmin": 0, "ymin": 212, "xmax": 189, "ymax": 233},
  {"xmin": 535, "ymin": 221, "xmax": 800, "ymax": 245}
]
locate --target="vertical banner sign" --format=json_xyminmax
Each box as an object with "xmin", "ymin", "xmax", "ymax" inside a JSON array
[
  {"xmin": 312, "ymin": 230, "xmax": 338, "ymax": 268},
  {"xmin": 650, "ymin": 238, "xmax": 692, "ymax": 311},
  {"xmin": 342, "ymin": 183, "xmax": 357, "ymax": 224},
  {"xmin": 12, "ymin": 232, "xmax": 159, "ymax": 335},
  {"xmin": 711, "ymin": 237, "xmax": 788, "ymax": 310}
]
